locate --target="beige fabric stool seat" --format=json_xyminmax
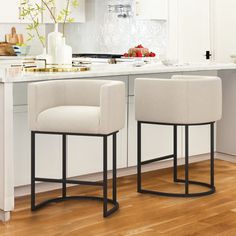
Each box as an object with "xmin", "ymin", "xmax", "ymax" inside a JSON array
[
  {"xmin": 135, "ymin": 75, "xmax": 222, "ymax": 197},
  {"xmin": 28, "ymin": 79, "xmax": 125, "ymax": 217}
]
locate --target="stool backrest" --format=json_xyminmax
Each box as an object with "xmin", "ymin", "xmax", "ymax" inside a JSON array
[
  {"xmin": 28, "ymin": 79, "xmax": 125, "ymax": 131},
  {"xmin": 135, "ymin": 76, "xmax": 222, "ymax": 124}
]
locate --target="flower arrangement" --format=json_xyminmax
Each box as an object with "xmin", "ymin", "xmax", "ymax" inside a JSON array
[{"xmin": 20, "ymin": 0, "xmax": 79, "ymax": 47}]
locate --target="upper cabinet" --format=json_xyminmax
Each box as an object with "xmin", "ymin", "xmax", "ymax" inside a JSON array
[
  {"xmin": 0, "ymin": 0, "xmax": 85, "ymax": 24},
  {"xmin": 0, "ymin": 0, "xmax": 21, "ymax": 23},
  {"xmin": 0, "ymin": 0, "xmax": 41, "ymax": 23},
  {"xmin": 135, "ymin": 0, "xmax": 168, "ymax": 20},
  {"xmin": 57, "ymin": 0, "xmax": 85, "ymax": 23},
  {"xmin": 42, "ymin": 0, "xmax": 85, "ymax": 24}
]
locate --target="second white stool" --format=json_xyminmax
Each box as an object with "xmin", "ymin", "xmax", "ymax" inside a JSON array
[{"xmin": 135, "ymin": 75, "xmax": 222, "ymax": 197}]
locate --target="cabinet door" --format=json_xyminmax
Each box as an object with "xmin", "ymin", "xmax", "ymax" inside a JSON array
[
  {"xmin": 67, "ymin": 0, "xmax": 85, "ymax": 23},
  {"xmin": 43, "ymin": 0, "xmax": 85, "ymax": 23},
  {"xmin": 213, "ymin": 0, "xmax": 236, "ymax": 62},
  {"xmin": 135, "ymin": 0, "xmax": 168, "ymax": 20},
  {"xmin": 0, "ymin": 0, "xmax": 43, "ymax": 24},
  {"xmin": 182, "ymin": 70, "xmax": 217, "ymax": 156},
  {"xmin": 42, "ymin": 0, "xmax": 56, "ymax": 23},
  {"xmin": 0, "ymin": 0, "xmax": 21, "ymax": 23},
  {"xmin": 19, "ymin": 0, "xmax": 42, "ymax": 24},
  {"xmin": 67, "ymin": 123, "xmax": 127, "ymax": 177},
  {"xmin": 177, "ymin": 0, "xmax": 211, "ymax": 63},
  {"xmin": 14, "ymin": 107, "xmax": 61, "ymax": 187}
]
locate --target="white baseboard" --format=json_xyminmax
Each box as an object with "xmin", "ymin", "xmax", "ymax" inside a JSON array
[
  {"xmin": 15, "ymin": 154, "xmax": 213, "ymax": 198},
  {"xmin": 0, "ymin": 210, "xmax": 10, "ymax": 222},
  {"xmin": 216, "ymin": 152, "xmax": 236, "ymax": 163}
]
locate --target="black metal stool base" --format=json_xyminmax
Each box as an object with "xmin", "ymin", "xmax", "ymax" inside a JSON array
[
  {"xmin": 31, "ymin": 131, "xmax": 119, "ymax": 218},
  {"xmin": 139, "ymin": 179, "xmax": 215, "ymax": 198},
  {"xmin": 137, "ymin": 121, "xmax": 216, "ymax": 198},
  {"xmin": 32, "ymin": 196, "xmax": 119, "ymax": 217}
]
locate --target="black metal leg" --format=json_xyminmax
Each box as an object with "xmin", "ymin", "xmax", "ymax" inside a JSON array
[
  {"xmin": 103, "ymin": 136, "xmax": 108, "ymax": 217},
  {"xmin": 30, "ymin": 131, "xmax": 119, "ymax": 217},
  {"xmin": 173, "ymin": 125, "xmax": 178, "ymax": 182},
  {"xmin": 113, "ymin": 133, "xmax": 117, "ymax": 202},
  {"xmin": 136, "ymin": 122, "xmax": 215, "ymax": 198},
  {"xmin": 137, "ymin": 121, "xmax": 142, "ymax": 193},
  {"xmin": 185, "ymin": 125, "xmax": 189, "ymax": 194},
  {"xmin": 31, "ymin": 131, "xmax": 36, "ymax": 211},
  {"xmin": 62, "ymin": 134, "xmax": 67, "ymax": 199},
  {"xmin": 210, "ymin": 123, "xmax": 215, "ymax": 187}
]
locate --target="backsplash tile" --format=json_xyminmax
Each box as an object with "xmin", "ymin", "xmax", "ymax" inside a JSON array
[{"xmin": 64, "ymin": 0, "xmax": 167, "ymax": 56}]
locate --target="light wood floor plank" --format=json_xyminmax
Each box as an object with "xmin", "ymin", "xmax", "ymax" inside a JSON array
[{"xmin": 1, "ymin": 159, "xmax": 236, "ymax": 236}]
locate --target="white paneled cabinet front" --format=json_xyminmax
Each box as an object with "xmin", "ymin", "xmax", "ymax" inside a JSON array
[
  {"xmin": 135, "ymin": 0, "xmax": 168, "ymax": 20},
  {"xmin": 68, "ymin": 124, "xmax": 127, "ymax": 177},
  {"xmin": 43, "ymin": 0, "xmax": 85, "ymax": 23},
  {"xmin": 0, "ymin": 0, "xmax": 41, "ymax": 23},
  {"xmin": 177, "ymin": 0, "xmax": 211, "ymax": 63},
  {"xmin": 0, "ymin": 0, "xmax": 21, "ymax": 23},
  {"xmin": 56, "ymin": 0, "xmax": 85, "ymax": 23},
  {"xmin": 14, "ymin": 107, "xmax": 62, "ymax": 186}
]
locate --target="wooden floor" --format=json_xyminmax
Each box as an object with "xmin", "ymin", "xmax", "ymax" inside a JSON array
[{"xmin": 1, "ymin": 159, "xmax": 236, "ymax": 236}]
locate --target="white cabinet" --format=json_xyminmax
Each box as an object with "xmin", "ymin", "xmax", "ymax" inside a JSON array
[
  {"xmin": 135, "ymin": 0, "xmax": 168, "ymax": 20},
  {"xmin": 42, "ymin": 0, "xmax": 56, "ymax": 24},
  {"xmin": 0, "ymin": 0, "xmax": 21, "ymax": 23},
  {"xmin": 68, "ymin": 122, "xmax": 127, "ymax": 177},
  {"xmin": 13, "ymin": 107, "xmax": 62, "ymax": 186},
  {"xmin": 168, "ymin": 0, "xmax": 211, "ymax": 63},
  {"xmin": 212, "ymin": 0, "xmax": 236, "ymax": 63},
  {"xmin": 56, "ymin": 0, "xmax": 85, "ymax": 23},
  {"xmin": 43, "ymin": 0, "xmax": 85, "ymax": 24},
  {"xmin": 0, "ymin": 0, "xmax": 41, "ymax": 23}
]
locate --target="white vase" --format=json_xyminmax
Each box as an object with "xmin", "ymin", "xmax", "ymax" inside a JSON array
[
  {"xmin": 47, "ymin": 23, "xmax": 63, "ymax": 64},
  {"xmin": 55, "ymin": 37, "xmax": 72, "ymax": 67},
  {"xmin": 36, "ymin": 47, "xmax": 52, "ymax": 68}
]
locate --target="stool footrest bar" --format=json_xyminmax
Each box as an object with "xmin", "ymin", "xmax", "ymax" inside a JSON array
[
  {"xmin": 141, "ymin": 154, "xmax": 174, "ymax": 165},
  {"xmin": 32, "ymin": 196, "xmax": 119, "ymax": 216},
  {"xmin": 139, "ymin": 178, "xmax": 215, "ymax": 198},
  {"xmin": 34, "ymin": 178, "xmax": 103, "ymax": 186}
]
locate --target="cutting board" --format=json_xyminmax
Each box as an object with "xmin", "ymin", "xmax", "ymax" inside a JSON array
[{"xmin": 5, "ymin": 27, "xmax": 24, "ymax": 45}]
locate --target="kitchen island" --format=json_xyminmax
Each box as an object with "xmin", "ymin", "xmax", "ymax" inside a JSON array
[{"xmin": 0, "ymin": 62, "xmax": 235, "ymax": 221}]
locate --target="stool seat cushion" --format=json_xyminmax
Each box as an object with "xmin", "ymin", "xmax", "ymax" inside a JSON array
[
  {"xmin": 37, "ymin": 106, "xmax": 100, "ymax": 134},
  {"xmin": 135, "ymin": 76, "xmax": 222, "ymax": 124}
]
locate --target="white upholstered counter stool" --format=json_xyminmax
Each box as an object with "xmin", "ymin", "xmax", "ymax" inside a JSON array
[
  {"xmin": 28, "ymin": 79, "xmax": 125, "ymax": 217},
  {"xmin": 135, "ymin": 75, "xmax": 222, "ymax": 197}
]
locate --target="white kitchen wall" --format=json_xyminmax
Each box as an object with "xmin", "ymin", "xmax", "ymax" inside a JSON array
[
  {"xmin": 62, "ymin": 0, "xmax": 167, "ymax": 56},
  {"xmin": 0, "ymin": 24, "xmax": 45, "ymax": 55}
]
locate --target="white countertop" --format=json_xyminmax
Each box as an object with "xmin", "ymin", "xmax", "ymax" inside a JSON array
[{"xmin": 1, "ymin": 62, "xmax": 236, "ymax": 83}]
